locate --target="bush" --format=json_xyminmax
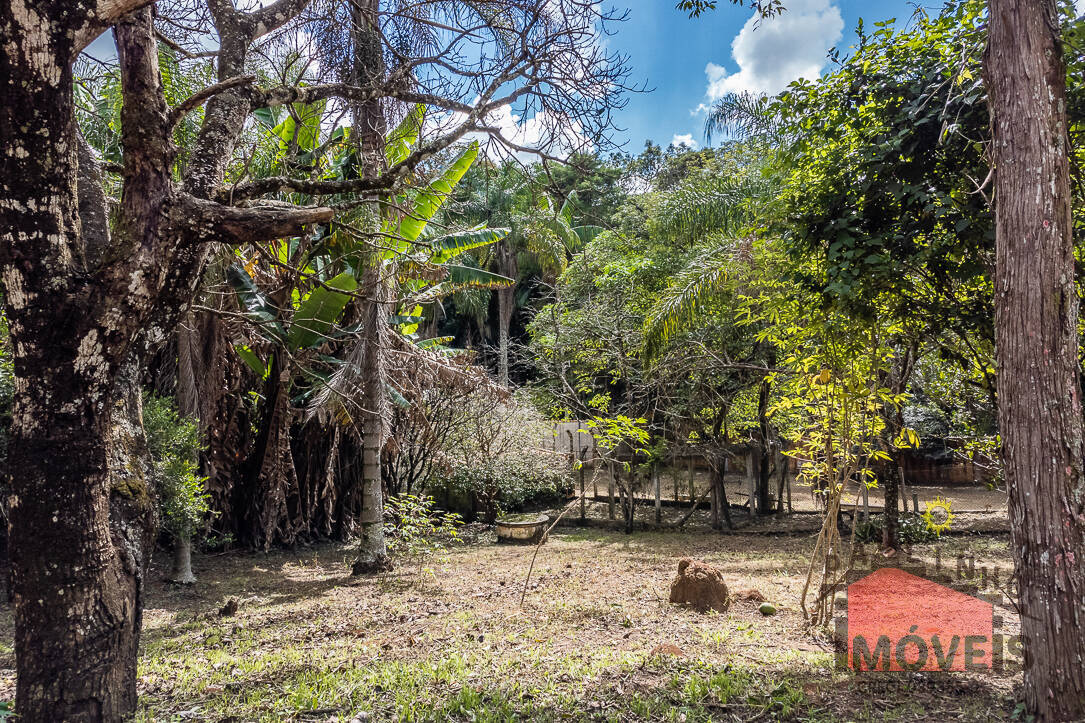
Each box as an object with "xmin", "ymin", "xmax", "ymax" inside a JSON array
[
  {"xmin": 142, "ymin": 394, "xmax": 210, "ymax": 541},
  {"xmin": 428, "ymin": 390, "xmax": 573, "ymax": 522},
  {"xmin": 436, "ymin": 451, "xmax": 573, "ymax": 522},
  {"xmin": 854, "ymin": 512, "xmax": 941, "ymax": 544},
  {"xmin": 384, "ymin": 494, "xmax": 463, "ymax": 581}
]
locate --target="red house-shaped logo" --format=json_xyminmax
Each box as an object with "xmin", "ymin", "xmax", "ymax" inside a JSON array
[{"xmin": 847, "ymin": 567, "xmax": 993, "ymax": 672}]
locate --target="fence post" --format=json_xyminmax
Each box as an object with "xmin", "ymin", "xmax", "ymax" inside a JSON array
[
  {"xmin": 786, "ymin": 459, "xmax": 792, "ymax": 514},
  {"xmin": 672, "ymin": 453, "xmax": 679, "ymax": 503},
  {"xmin": 898, "ymin": 465, "xmax": 908, "ymax": 514},
  {"xmin": 861, "ymin": 484, "xmax": 869, "ymax": 522},
  {"xmin": 710, "ymin": 465, "xmax": 719, "ymax": 528},
  {"xmin": 688, "ymin": 456, "xmax": 695, "ymax": 504},
  {"xmin": 579, "ymin": 448, "xmax": 586, "ymax": 522},
  {"xmin": 746, "ymin": 451, "xmax": 756, "ymax": 517},
  {"xmin": 592, "ymin": 448, "xmax": 598, "ymax": 499},
  {"xmin": 654, "ymin": 464, "xmax": 662, "ymax": 524},
  {"xmin": 608, "ymin": 463, "xmax": 616, "ymax": 520},
  {"xmin": 912, "ymin": 493, "xmax": 919, "ymax": 514}
]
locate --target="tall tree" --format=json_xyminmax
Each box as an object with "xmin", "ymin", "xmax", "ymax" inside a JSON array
[
  {"xmin": 0, "ymin": 3, "xmax": 328, "ymax": 717},
  {"xmin": 349, "ymin": 0, "xmax": 393, "ymax": 574},
  {"xmin": 985, "ymin": 0, "xmax": 1085, "ymax": 718},
  {"xmin": 1, "ymin": 0, "xmax": 626, "ymax": 717}
]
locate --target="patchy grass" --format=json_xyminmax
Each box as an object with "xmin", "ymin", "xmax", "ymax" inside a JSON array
[{"xmin": 0, "ymin": 528, "xmax": 1020, "ymax": 721}]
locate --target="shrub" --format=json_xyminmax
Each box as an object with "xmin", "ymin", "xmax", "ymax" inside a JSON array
[
  {"xmin": 430, "ymin": 390, "xmax": 573, "ymax": 522},
  {"xmin": 854, "ymin": 512, "xmax": 941, "ymax": 544},
  {"xmin": 437, "ymin": 451, "xmax": 572, "ymax": 522},
  {"xmin": 384, "ymin": 494, "xmax": 463, "ymax": 581},
  {"xmin": 142, "ymin": 394, "xmax": 210, "ymax": 541}
]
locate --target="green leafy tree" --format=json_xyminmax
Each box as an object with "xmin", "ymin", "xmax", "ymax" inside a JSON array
[{"xmin": 143, "ymin": 394, "xmax": 210, "ymax": 585}]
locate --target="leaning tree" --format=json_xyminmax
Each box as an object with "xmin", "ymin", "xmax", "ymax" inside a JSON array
[{"xmin": 0, "ymin": 0, "xmax": 627, "ymax": 718}]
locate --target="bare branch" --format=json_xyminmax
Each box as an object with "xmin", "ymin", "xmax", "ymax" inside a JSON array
[
  {"xmin": 169, "ymin": 75, "xmax": 257, "ymax": 129},
  {"xmin": 249, "ymin": 0, "xmax": 313, "ymax": 38},
  {"xmin": 75, "ymin": 0, "xmax": 156, "ymax": 53},
  {"xmin": 176, "ymin": 195, "xmax": 334, "ymax": 245}
]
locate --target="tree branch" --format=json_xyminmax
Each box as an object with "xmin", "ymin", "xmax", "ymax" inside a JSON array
[
  {"xmin": 176, "ymin": 195, "xmax": 335, "ymax": 245},
  {"xmin": 249, "ymin": 0, "xmax": 313, "ymax": 38},
  {"xmin": 170, "ymin": 75, "xmax": 257, "ymax": 129},
  {"xmin": 74, "ymin": 0, "xmax": 156, "ymax": 53}
]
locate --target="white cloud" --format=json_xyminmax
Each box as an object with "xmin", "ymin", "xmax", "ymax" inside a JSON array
[
  {"xmin": 670, "ymin": 133, "xmax": 699, "ymax": 149},
  {"xmin": 1078, "ymin": 0, "xmax": 1085, "ymax": 16},
  {"xmin": 444, "ymin": 102, "xmax": 591, "ymax": 162},
  {"xmin": 703, "ymin": 0, "xmax": 844, "ymax": 100}
]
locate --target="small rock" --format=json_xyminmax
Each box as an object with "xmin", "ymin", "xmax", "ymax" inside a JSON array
[{"xmin": 758, "ymin": 602, "xmax": 777, "ymax": 616}]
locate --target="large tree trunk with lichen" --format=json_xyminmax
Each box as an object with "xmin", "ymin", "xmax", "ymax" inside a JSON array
[
  {"xmin": 8, "ymin": 368, "xmax": 154, "ymax": 721},
  {"xmin": 1, "ymin": 4, "xmax": 331, "ymax": 717},
  {"xmin": 985, "ymin": 1, "xmax": 1085, "ymax": 719},
  {"xmin": 0, "ymin": 7, "xmax": 154, "ymax": 718}
]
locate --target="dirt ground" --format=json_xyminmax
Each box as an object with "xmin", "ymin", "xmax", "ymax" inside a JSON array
[{"xmin": 0, "ymin": 527, "xmax": 1021, "ymax": 721}]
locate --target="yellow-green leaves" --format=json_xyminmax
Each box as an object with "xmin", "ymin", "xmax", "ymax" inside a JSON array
[
  {"xmin": 395, "ymin": 141, "xmax": 479, "ymax": 244},
  {"xmin": 894, "ymin": 427, "xmax": 921, "ymax": 449},
  {"xmin": 288, "ymin": 272, "xmax": 358, "ymax": 351}
]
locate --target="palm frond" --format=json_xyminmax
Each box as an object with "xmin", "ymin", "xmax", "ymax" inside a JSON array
[
  {"xmin": 656, "ymin": 173, "xmax": 776, "ymax": 241},
  {"xmin": 643, "ymin": 236, "xmax": 740, "ymax": 361},
  {"xmin": 704, "ymin": 91, "xmax": 777, "ymax": 144}
]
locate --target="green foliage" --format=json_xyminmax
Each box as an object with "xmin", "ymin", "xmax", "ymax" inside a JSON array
[
  {"xmin": 436, "ymin": 454, "xmax": 573, "ymax": 521},
  {"xmin": 855, "ymin": 513, "xmax": 941, "ymax": 545},
  {"xmin": 287, "ymin": 272, "xmax": 358, "ymax": 351},
  {"xmin": 773, "ymin": 2, "xmax": 992, "ymax": 339},
  {"xmin": 383, "ymin": 494, "xmax": 463, "ymax": 579},
  {"xmin": 429, "ymin": 391, "xmax": 571, "ymax": 521},
  {"xmin": 143, "ymin": 394, "xmax": 210, "ymax": 539}
]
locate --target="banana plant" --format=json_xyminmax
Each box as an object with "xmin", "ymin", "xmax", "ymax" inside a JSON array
[
  {"xmin": 227, "ymin": 263, "xmax": 358, "ymax": 381},
  {"xmin": 228, "ymin": 102, "xmax": 513, "ymax": 377}
]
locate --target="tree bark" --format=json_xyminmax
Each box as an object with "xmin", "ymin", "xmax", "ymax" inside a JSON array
[
  {"xmin": 352, "ymin": 268, "xmax": 392, "ymax": 574},
  {"xmin": 0, "ymin": 7, "xmax": 155, "ymax": 718},
  {"xmin": 169, "ymin": 534, "xmax": 196, "ymax": 585},
  {"xmin": 985, "ymin": 2, "xmax": 1085, "ymax": 718},
  {"xmin": 347, "ymin": 0, "xmax": 393, "ymax": 575},
  {"xmin": 496, "ymin": 244, "xmax": 519, "ymax": 386},
  {"xmin": 880, "ymin": 462, "xmax": 900, "ymax": 552}
]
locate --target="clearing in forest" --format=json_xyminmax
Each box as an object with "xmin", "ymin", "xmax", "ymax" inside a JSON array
[{"xmin": 0, "ymin": 529, "xmax": 1018, "ymax": 721}]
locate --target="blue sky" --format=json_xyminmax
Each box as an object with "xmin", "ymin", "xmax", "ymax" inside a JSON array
[{"xmin": 604, "ymin": 0, "xmax": 930, "ymax": 153}]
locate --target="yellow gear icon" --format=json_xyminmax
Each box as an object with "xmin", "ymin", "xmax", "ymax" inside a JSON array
[{"xmin": 921, "ymin": 496, "xmax": 955, "ymax": 535}]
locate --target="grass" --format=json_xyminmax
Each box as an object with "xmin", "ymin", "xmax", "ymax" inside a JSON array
[{"xmin": 0, "ymin": 528, "xmax": 1021, "ymax": 721}]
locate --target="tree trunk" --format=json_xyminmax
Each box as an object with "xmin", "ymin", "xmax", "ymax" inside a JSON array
[
  {"xmin": 497, "ymin": 287, "xmax": 514, "ymax": 386},
  {"xmin": 243, "ymin": 354, "xmax": 299, "ymax": 549},
  {"xmin": 755, "ymin": 376, "xmax": 773, "ymax": 513},
  {"xmin": 169, "ymin": 534, "xmax": 196, "ymax": 585},
  {"xmin": 880, "ymin": 462, "xmax": 900, "ymax": 552},
  {"xmin": 1, "ymin": 8, "xmax": 154, "ymax": 717},
  {"xmin": 2, "ymin": 3, "xmax": 330, "ymax": 717},
  {"xmin": 986, "ymin": 2, "xmax": 1085, "ymax": 718},
  {"xmin": 348, "ymin": 0, "xmax": 392, "ymax": 575},
  {"xmin": 9, "ymin": 353, "xmax": 156, "ymax": 721},
  {"xmin": 352, "ymin": 265, "xmax": 391, "ymax": 574}
]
